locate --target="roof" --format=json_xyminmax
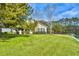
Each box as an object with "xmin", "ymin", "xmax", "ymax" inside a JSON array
[{"xmin": 37, "ymin": 20, "xmax": 49, "ymax": 27}]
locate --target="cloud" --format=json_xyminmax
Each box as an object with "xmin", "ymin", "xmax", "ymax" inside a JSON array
[
  {"xmin": 61, "ymin": 8, "xmax": 79, "ymax": 16},
  {"xmin": 55, "ymin": 7, "xmax": 79, "ymax": 20},
  {"xmin": 30, "ymin": 3, "xmax": 79, "ymax": 21}
]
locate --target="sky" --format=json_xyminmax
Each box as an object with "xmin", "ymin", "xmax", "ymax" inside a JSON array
[{"xmin": 29, "ymin": 3, "xmax": 79, "ymax": 21}]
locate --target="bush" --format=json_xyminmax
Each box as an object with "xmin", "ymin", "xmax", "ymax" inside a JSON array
[
  {"xmin": 3, "ymin": 32, "xmax": 8, "ymax": 34},
  {"xmin": 2, "ymin": 32, "xmax": 13, "ymax": 34},
  {"xmin": 34, "ymin": 32, "xmax": 47, "ymax": 34}
]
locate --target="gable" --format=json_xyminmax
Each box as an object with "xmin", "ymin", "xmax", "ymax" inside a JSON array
[{"xmin": 36, "ymin": 23, "xmax": 48, "ymax": 28}]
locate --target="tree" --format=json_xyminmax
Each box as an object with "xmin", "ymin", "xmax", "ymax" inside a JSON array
[
  {"xmin": 53, "ymin": 23, "xmax": 62, "ymax": 34},
  {"xmin": 21, "ymin": 20, "xmax": 37, "ymax": 34},
  {"xmin": 0, "ymin": 3, "xmax": 32, "ymax": 34},
  {"xmin": 58, "ymin": 17, "xmax": 79, "ymax": 34},
  {"xmin": 44, "ymin": 4, "xmax": 56, "ymax": 34}
]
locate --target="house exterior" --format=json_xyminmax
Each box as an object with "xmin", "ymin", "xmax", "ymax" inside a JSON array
[
  {"xmin": 0, "ymin": 28, "xmax": 16, "ymax": 34},
  {"xmin": 0, "ymin": 20, "xmax": 48, "ymax": 34},
  {"xmin": 35, "ymin": 22, "xmax": 48, "ymax": 33}
]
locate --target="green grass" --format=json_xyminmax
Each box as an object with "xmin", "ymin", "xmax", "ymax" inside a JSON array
[{"xmin": 0, "ymin": 34, "xmax": 79, "ymax": 56}]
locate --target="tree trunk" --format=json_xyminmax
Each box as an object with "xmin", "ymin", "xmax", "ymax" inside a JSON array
[
  {"xmin": 11, "ymin": 28, "xmax": 13, "ymax": 34},
  {"xmin": 23, "ymin": 29, "xmax": 26, "ymax": 35},
  {"xmin": 50, "ymin": 21, "xmax": 52, "ymax": 34},
  {"xmin": 16, "ymin": 29, "xmax": 19, "ymax": 34},
  {"xmin": 0, "ymin": 28, "xmax": 1, "ymax": 34}
]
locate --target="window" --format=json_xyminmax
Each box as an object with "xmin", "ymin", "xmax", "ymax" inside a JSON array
[{"xmin": 37, "ymin": 28, "xmax": 45, "ymax": 32}]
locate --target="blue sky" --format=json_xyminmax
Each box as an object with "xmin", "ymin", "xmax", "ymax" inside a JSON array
[{"xmin": 29, "ymin": 3, "xmax": 79, "ymax": 21}]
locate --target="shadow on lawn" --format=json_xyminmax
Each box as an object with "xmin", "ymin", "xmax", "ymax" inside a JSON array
[{"xmin": 0, "ymin": 33, "xmax": 30, "ymax": 42}]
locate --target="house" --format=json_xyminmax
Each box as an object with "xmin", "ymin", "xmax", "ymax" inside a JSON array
[
  {"xmin": 0, "ymin": 28, "xmax": 16, "ymax": 34},
  {"xmin": 0, "ymin": 20, "xmax": 49, "ymax": 34},
  {"xmin": 35, "ymin": 21, "xmax": 48, "ymax": 33},
  {"xmin": 24, "ymin": 20, "xmax": 48, "ymax": 34}
]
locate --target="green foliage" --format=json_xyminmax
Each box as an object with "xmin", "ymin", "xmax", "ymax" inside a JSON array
[
  {"xmin": 0, "ymin": 3, "xmax": 32, "ymax": 29},
  {"xmin": 58, "ymin": 17, "xmax": 79, "ymax": 34},
  {"xmin": 53, "ymin": 23, "xmax": 62, "ymax": 34},
  {"xmin": 21, "ymin": 20, "xmax": 37, "ymax": 34}
]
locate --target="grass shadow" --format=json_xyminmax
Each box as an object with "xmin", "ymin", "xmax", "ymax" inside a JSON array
[{"xmin": 0, "ymin": 33, "xmax": 30, "ymax": 42}]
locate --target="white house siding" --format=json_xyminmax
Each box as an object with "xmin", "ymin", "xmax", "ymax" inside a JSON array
[
  {"xmin": 1, "ymin": 28, "xmax": 11, "ymax": 32},
  {"xmin": 35, "ymin": 23, "xmax": 47, "ymax": 33},
  {"xmin": 1, "ymin": 28, "xmax": 16, "ymax": 34}
]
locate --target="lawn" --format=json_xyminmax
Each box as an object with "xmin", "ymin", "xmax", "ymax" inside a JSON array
[{"xmin": 0, "ymin": 34, "xmax": 79, "ymax": 56}]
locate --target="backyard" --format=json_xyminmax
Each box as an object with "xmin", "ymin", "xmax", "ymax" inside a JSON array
[{"xmin": 0, "ymin": 34, "xmax": 79, "ymax": 56}]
